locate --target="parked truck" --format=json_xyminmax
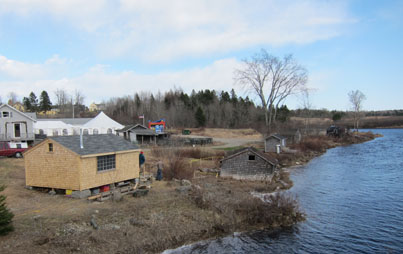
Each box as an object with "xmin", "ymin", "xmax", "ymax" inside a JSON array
[{"xmin": 0, "ymin": 141, "xmax": 28, "ymax": 158}]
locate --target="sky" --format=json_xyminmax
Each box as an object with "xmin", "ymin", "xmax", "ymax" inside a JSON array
[{"xmin": 0, "ymin": 0, "xmax": 402, "ymax": 111}]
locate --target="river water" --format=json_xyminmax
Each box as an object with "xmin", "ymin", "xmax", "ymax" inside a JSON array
[{"xmin": 166, "ymin": 129, "xmax": 403, "ymax": 253}]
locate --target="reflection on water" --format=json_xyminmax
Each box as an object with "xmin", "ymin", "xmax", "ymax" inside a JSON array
[{"xmin": 165, "ymin": 129, "xmax": 403, "ymax": 253}]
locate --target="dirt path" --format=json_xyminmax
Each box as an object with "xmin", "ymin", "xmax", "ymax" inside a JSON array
[{"xmin": 211, "ymin": 137, "xmax": 262, "ymax": 148}]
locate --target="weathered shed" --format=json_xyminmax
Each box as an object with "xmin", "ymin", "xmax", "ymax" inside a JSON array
[
  {"xmin": 220, "ymin": 147, "xmax": 278, "ymax": 181},
  {"xmin": 264, "ymin": 134, "xmax": 287, "ymax": 153},
  {"xmin": 116, "ymin": 124, "xmax": 157, "ymax": 144},
  {"xmin": 24, "ymin": 134, "xmax": 140, "ymax": 193}
]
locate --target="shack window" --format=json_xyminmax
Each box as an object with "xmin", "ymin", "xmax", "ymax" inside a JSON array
[
  {"xmin": 2, "ymin": 111, "xmax": 9, "ymax": 118},
  {"xmin": 248, "ymin": 155, "xmax": 255, "ymax": 161},
  {"xmin": 97, "ymin": 155, "xmax": 116, "ymax": 172},
  {"xmin": 48, "ymin": 143, "xmax": 53, "ymax": 152}
]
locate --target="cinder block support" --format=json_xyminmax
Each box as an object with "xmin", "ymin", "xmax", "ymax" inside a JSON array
[{"xmin": 71, "ymin": 189, "xmax": 91, "ymax": 199}]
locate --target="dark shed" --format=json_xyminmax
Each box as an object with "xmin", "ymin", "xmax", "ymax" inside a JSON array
[{"xmin": 220, "ymin": 147, "xmax": 278, "ymax": 181}]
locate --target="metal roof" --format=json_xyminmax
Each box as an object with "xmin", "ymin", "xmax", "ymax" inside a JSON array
[
  {"xmin": 25, "ymin": 112, "xmax": 37, "ymax": 120},
  {"xmin": 49, "ymin": 134, "xmax": 139, "ymax": 156}
]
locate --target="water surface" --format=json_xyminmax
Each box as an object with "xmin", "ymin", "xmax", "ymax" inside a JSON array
[{"xmin": 167, "ymin": 129, "xmax": 403, "ymax": 253}]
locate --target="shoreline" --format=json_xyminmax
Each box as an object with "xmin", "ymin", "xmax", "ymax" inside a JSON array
[{"xmin": 0, "ymin": 132, "xmax": 379, "ymax": 254}]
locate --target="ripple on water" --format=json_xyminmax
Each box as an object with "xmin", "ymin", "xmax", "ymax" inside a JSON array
[{"xmin": 166, "ymin": 129, "xmax": 403, "ymax": 253}]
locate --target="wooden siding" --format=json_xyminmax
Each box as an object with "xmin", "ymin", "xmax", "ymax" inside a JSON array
[
  {"xmin": 25, "ymin": 139, "xmax": 80, "ymax": 190},
  {"xmin": 79, "ymin": 151, "xmax": 139, "ymax": 190},
  {"xmin": 264, "ymin": 137, "xmax": 286, "ymax": 153},
  {"xmin": 25, "ymin": 139, "xmax": 140, "ymax": 191},
  {"xmin": 221, "ymin": 151, "xmax": 275, "ymax": 180}
]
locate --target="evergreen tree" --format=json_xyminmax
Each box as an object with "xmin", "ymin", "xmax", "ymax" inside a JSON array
[
  {"xmin": 0, "ymin": 185, "xmax": 14, "ymax": 236},
  {"xmin": 29, "ymin": 92, "xmax": 38, "ymax": 112},
  {"xmin": 195, "ymin": 106, "xmax": 206, "ymax": 127},
  {"xmin": 276, "ymin": 105, "xmax": 290, "ymax": 123},
  {"xmin": 39, "ymin": 90, "xmax": 52, "ymax": 112},
  {"xmin": 22, "ymin": 97, "xmax": 32, "ymax": 111}
]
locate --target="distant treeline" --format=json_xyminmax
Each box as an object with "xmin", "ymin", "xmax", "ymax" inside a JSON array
[{"xmin": 103, "ymin": 89, "xmax": 264, "ymax": 129}]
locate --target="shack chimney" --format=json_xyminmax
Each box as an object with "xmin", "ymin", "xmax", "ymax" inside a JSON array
[{"xmin": 80, "ymin": 129, "xmax": 84, "ymax": 149}]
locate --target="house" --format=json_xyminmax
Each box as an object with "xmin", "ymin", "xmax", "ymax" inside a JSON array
[
  {"xmin": 24, "ymin": 134, "xmax": 140, "ymax": 197},
  {"xmin": 0, "ymin": 104, "xmax": 36, "ymax": 145},
  {"xmin": 220, "ymin": 147, "xmax": 278, "ymax": 181},
  {"xmin": 116, "ymin": 124, "xmax": 160, "ymax": 144},
  {"xmin": 10, "ymin": 102, "xmax": 25, "ymax": 112},
  {"xmin": 34, "ymin": 111, "xmax": 124, "ymax": 136},
  {"xmin": 89, "ymin": 102, "xmax": 106, "ymax": 112},
  {"xmin": 264, "ymin": 134, "xmax": 287, "ymax": 153}
]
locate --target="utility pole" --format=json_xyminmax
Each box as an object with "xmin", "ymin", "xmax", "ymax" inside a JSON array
[{"xmin": 72, "ymin": 98, "xmax": 74, "ymax": 119}]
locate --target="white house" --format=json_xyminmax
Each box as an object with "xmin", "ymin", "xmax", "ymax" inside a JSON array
[
  {"xmin": 34, "ymin": 112, "xmax": 124, "ymax": 137},
  {"xmin": 0, "ymin": 104, "xmax": 36, "ymax": 144}
]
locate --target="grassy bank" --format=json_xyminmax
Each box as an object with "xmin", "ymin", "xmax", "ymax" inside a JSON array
[
  {"xmin": 0, "ymin": 156, "xmax": 302, "ymax": 254},
  {"xmin": 273, "ymin": 131, "xmax": 380, "ymax": 168}
]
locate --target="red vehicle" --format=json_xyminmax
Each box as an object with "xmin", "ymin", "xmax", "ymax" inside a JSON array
[{"xmin": 0, "ymin": 141, "xmax": 28, "ymax": 158}]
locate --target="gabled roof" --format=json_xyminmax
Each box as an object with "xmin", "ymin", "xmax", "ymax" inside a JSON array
[
  {"xmin": 116, "ymin": 124, "xmax": 156, "ymax": 136},
  {"xmin": 220, "ymin": 147, "xmax": 278, "ymax": 166},
  {"xmin": 0, "ymin": 104, "xmax": 37, "ymax": 122},
  {"xmin": 265, "ymin": 133, "xmax": 286, "ymax": 141},
  {"xmin": 117, "ymin": 124, "xmax": 147, "ymax": 132},
  {"xmin": 48, "ymin": 134, "xmax": 139, "ymax": 156}
]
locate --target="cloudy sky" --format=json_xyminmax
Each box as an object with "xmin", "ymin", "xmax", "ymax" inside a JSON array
[{"xmin": 0, "ymin": 0, "xmax": 402, "ymax": 110}]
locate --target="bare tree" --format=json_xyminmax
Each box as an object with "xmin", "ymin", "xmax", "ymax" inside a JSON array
[
  {"xmin": 54, "ymin": 89, "xmax": 71, "ymax": 113},
  {"xmin": 348, "ymin": 90, "xmax": 366, "ymax": 132},
  {"xmin": 235, "ymin": 49, "xmax": 307, "ymax": 130},
  {"xmin": 299, "ymin": 88, "xmax": 314, "ymax": 135},
  {"xmin": 7, "ymin": 92, "xmax": 18, "ymax": 105},
  {"xmin": 74, "ymin": 89, "xmax": 85, "ymax": 106}
]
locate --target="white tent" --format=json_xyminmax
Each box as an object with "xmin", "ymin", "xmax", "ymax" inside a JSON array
[
  {"xmin": 34, "ymin": 120, "xmax": 73, "ymax": 136},
  {"xmin": 82, "ymin": 112, "xmax": 124, "ymax": 135},
  {"xmin": 34, "ymin": 112, "xmax": 124, "ymax": 136}
]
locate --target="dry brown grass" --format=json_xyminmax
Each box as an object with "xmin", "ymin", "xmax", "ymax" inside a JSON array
[
  {"xmin": 294, "ymin": 136, "xmax": 330, "ymax": 152},
  {"xmin": 170, "ymin": 128, "xmax": 262, "ymax": 139},
  {"xmin": 0, "ymin": 158, "xmax": 303, "ymax": 254}
]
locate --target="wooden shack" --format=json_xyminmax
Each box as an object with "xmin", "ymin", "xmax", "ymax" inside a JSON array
[
  {"xmin": 220, "ymin": 147, "xmax": 278, "ymax": 181},
  {"xmin": 264, "ymin": 134, "xmax": 287, "ymax": 153},
  {"xmin": 24, "ymin": 134, "xmax": 140, "ymax": 194}
]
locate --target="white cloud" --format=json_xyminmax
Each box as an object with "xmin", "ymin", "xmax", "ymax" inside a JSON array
[
  {"xmin": 0, "ymin": 55, "xmax": 46, "ymax": 79},
  {"xmin": 0, "ymin": 0, "xmax": 355, "ymax": 62},
  {"xmin": 0, "ymin": 56, "xmax": 242, "ymax": 104}
]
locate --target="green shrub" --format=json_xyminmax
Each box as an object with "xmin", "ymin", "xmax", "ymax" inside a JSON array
[{"xmin": 0, "ymin": 185, "xmax": 14, "ymax": 236}]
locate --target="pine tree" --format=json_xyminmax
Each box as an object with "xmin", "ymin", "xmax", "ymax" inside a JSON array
[
  {"xmin": 23, "ymin": 97, "xmax": 32, "ymax": 111},
  {"xmin": 0, "ymin": 185, "xmax": 14, "ymax": 236},
  {"xmin": 39, "ymin": 90, "xmax": 52, "ymax": 112},
  {"xmin": 195, "ymin": 106, "xmax": 206, "ymax": 127},
  {"xmin": 29, "ymin": 92, "xmax": 38, "ymax": 112}
]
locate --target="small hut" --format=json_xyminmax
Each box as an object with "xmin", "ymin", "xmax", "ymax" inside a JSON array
[
  {"xmin": 264, "ymin": 134, "xmax": 287, "ymax": 153},
  {"xmin": 220, "ymin": 147, "xmax": 278, "ymax": 181}
]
